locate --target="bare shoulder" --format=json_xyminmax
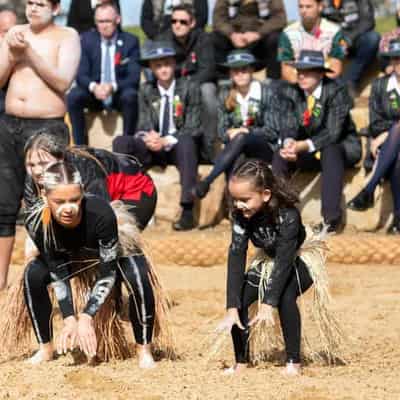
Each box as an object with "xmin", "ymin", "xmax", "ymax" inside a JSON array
[{"xmin": 51, "ymin": 25, "xmax": 80, "ymax": 42}]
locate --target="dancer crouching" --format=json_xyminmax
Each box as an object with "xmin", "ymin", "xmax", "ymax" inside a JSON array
[
  {"xmin": 216, "ymin": 159, "xmax": 341, "ymax": 376},
  {"xmin": 23, "ymin": 162, "xmax": 160, "ymax": 368}
]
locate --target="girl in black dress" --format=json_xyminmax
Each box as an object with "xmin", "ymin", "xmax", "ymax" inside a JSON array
[
  {"xmin": 216, "ymin": 159, "xmax": 341, "ymax": 376},
  {"xmin": 17, "ymin": 162, "xmax": 170, "ymax": 368}
]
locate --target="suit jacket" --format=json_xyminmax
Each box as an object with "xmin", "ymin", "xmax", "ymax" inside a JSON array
[
  {"xmin": 321, "ymin": 0, "xmax": 375, "ymax": 45},
  {"xmin": 67, "ymin": 0, "xmax": 121, "ymax": 33},
  {"xmin": 136, "ymin": 78, "xmax": 202, "ymax": 138},
  {"xmin": 217, "ymin": 80, "xmax": 279, "ymax": 149},
  {"xmin": 213, "ymin": 0, "xmax": 287, "ymax": 38},
  {"xmin": 76, "ymin": 29, "xmax": 141, "ymax": 93},
  {"xmin": 274, "ymin": 78, "xmax": 361, "ymax": 165},
  {"xmin": 159, "ymin": 29, "xmax": 216, "ymax": 84},
  {"xmin": 369, "ymin": 75, "xmax": 400, "ymax": 138}
]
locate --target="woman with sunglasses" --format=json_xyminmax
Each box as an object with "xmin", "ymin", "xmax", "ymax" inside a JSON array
[{"xmin": 193, "ymin": 49, "xmax": 279, "ymax": 199}]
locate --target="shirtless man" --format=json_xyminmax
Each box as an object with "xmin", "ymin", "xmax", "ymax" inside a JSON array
[
  {"xmin": 0, "ymin": 0, "xmax": 80, "ymax": 289},
  {"xmin": 0, "ymin": 8, "xmax": 17, "ymax": 39}
]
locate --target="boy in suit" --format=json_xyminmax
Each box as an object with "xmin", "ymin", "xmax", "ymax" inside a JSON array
[
  {"xmin": 113, "ymin": 41, "xmax": 202, "ymax": 231},
  {"xmin": 67, "ymin": 1, "xmax": 140, "ymax": 144},
  {"xmin": 271, "ymin": 50, "xmax": 361, "ymax": 233}
]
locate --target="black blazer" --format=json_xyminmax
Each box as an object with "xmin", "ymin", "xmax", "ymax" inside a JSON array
[
  {"xmin": 76, "ymin": 29, "xmax": 141, "ymax": 93},
  {"xmin": 275, "ymin": 78, "xmax": 361, "ymax": 165},
  {"xmin": 67, "ymin": 0, "xmax": 121, "ymax": 33},
  {"xmin": 136, "ymin": 78, "xmax": 202, "ymax": 138}
]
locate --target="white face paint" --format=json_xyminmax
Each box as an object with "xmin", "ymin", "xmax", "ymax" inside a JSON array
[
  {"xmin": 235, "ymin": 200, "xmax": 251, "ymax": 211},
  {"xmin": 55, "ymin": 202, "xmax": 79, "ymax": 219}
]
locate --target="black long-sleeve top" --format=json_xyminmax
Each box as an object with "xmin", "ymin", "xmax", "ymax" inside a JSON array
[
  {"xmin": 369, "ymin": 75, "xmax": 400, "ymax": 138},
  {"xmin": 227, "ymin": 207, "xmax": 306, "ymax": 309},
  {"xmin": 25, "ymin": 196, "xmax": 119, "ymax": 319}
]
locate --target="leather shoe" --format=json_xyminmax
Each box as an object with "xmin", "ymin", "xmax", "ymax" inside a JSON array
[
  {"xmin": 347, "ymin": 190, "xmax": 374, "ymax": 211},
  {"xmin": 172, "ymin": 210, "xmax": 195, "ymax": 231},
  {"xmin": 313, "ymin": 217, "xmax": 344, "ymax": 234},
  {"xmin": 387, "ymin": 216, "xmax": 400, "ymax": 235},
  {"xmin": 192, "ymin": 180, "xmax": 210, "ymax": 199}
]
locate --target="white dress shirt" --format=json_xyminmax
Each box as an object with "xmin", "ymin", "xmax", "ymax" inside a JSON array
[
  {"xmin": 235, "ymin": 80, "xmax": 262, "ymax": 123},
  {"xmin": 158, "ymin": 80, "xmax": 178, "ymax": 151}
]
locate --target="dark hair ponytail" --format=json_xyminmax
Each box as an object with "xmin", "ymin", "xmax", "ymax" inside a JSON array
[{"xmin": 231, "ymin": 159, "xmax": 299, "ymax": 217}]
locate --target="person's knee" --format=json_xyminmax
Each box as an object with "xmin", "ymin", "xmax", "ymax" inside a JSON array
[
  {"xmin": 119, "ymin": 88, "xmax": 138, "ymax": 105},
  {"xmin": 67, "ymin": 88, "xmax": 89, "ymax": 109},
  {"xmin": 113, "ymin": 135, "xmax": 135, "ymax": 154}
]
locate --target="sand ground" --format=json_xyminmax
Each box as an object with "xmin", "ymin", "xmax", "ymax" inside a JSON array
[{"xmin": 0, "ymin": 236, "xmax": 399, "ymax": 399}]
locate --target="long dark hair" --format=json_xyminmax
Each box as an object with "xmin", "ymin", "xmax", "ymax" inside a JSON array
[{"xmin": 231, "ymin": 159, "xmax": 299, "ymax": 218}]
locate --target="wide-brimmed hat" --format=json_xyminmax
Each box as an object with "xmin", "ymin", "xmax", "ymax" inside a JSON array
[
  {"xmin": 218, "ymin": 49, "xmax": 264, "ymax": 72},
  {"xmin": 380, "ymin": 39, "xmax": 400, "ymax": 58},
  {"xmin": 140, "ymin": 41, "xmax": 176, "ymax": 66},
  {"xmin": 293, "ymin": 50, "xmax": 333, "ymax": 72}
]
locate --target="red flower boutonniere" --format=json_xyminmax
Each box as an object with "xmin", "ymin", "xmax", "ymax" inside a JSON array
[
  {"xmin": 191, "ymin": 52, "xmax": 197, "ymax": 64},
  {"xmin": 303, "ymin": 109, "xmax": 311, "ymax": 127},
  {"xmin": 174, "ymin": 95, "xmax": 183, "ymax": 125},
  {"xmin": 181, "ymin": 67, "xmax": 189, "ymax": 77},
  {"xmin": 114, "ymin": 52, "xmax": 122, "ymax": 66}
]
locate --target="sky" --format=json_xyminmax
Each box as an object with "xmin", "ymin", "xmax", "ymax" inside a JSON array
[{"xmin": 120, "ymin": 0, "xmax": 298, "ymax": 26}]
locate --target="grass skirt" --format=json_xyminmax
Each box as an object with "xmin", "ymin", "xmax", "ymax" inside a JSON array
[{"xmin": 0, "ymin": 201, "xmax": 175, "ymax": 362}]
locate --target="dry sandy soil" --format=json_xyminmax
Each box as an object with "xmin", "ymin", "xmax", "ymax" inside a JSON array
[{"xmin": 0, "ymin": 232, "xmax": 399, "ymax": 400}]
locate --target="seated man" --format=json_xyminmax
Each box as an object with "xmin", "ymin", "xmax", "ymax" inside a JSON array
[
  {"xmin": 278, "ymin": 0, "xmax": 346, "ymax": 83},
  {"xmin": 67, "ymin": 1, "xmax": 140, "ymax": 144},
  {"xmin": 0, "ymin": 7, "xmax": 17, "ymax": 114},
  {"xmin": 113, "ymin": 41, "xmax": 202, "ymax": 231},
  {"xmin": 159, "ymin": 4, "xmax": 217, "ymax": 162},
  {"xmin": 141, "ymin": 0, "xmax": 208, "ymax": 40},
  {"xmin": 321, "ymin": 0, "xmax": 380, "ymax": 95},
  {"xmin": 271, "ymin": 50, "xmax": 361, "ymax": 233},
  {"xmin": 212, "ymin": 0, "xmax": 287, "ymax": 79}
]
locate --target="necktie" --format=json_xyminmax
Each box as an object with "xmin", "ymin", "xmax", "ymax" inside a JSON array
[
  {"xmin": 161, "ymin": 94, "xmax": 170, "ymax": 136},
  {"xmin": 103, "ymin": 40, "xmax": 113, "ymax": 108},
  {"xmin": 307, "ymin": 95, "xmax": 316, "ymax": 113},
  {"xmin": 333, "ymin": 0, "xmax": 341, "ymax": 9}
]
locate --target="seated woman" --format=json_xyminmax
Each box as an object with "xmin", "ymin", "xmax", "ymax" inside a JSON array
[
  {"xmin": 271, "ymin": 50, "xmax": 361, "ymax": 233},
  {"xmin": 348, "ymin": 39, "xmax": 400, "ymax": 234},
  {"xmin": 193, "ymin": 49, "xmax": 279, "ymax": 199},
  {"xmin": 22, "ymin": 162, "xmax": 165, "ymax": 367},
  {"xmin": 24, "ymin": 129, "xmax": 157, "ymax": 231}
]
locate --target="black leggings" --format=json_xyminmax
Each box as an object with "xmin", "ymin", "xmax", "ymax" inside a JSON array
[
  {"xmin": 23, "ymin": 254, "xmax": 155, "ymax": 346},
  {"xmin": 203, "ymin": 133, "xmax": 274, "ymax": 186},
  {"xmin": 232, "ymin": 258, "xmax": 313, "ymax": 364},
  {"xmin": 365, "ymin": 124, "xmax": 400, "ymax": 216}
]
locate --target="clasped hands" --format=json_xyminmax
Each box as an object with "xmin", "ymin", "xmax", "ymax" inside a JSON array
[
  {"xmin": 57, "ymin": 314, "xmax": 97, "ymax": 359},
  {"xmin": 93, "ymin": 83, "xmax": 114, "ymax": 101},
  {"xmin": 215, "ymin": 305, "xmax": 275, "ymax": 333},
  {"xmin": 143, "ymin": 130, "xmax": 168, "ymax": 152},
  {"xmin": 5, "ymin": 26, "xmax": 30, "ymax": 62},
  {"xmin": 279, "ymin": 139, "xmax": 310, "ymax": 162},
  {"xmin": 230, "ymin": 31, "xmax": 261, "ymax": 48}
]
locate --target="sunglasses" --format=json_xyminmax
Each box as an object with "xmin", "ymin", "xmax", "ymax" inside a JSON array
[{"xmin": 171, "ymin": 18, "xmax": 190, "ymax": 26}]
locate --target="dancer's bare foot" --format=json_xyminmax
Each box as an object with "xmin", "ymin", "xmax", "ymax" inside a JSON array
[
  {"xmin": 27, "ymin": 343, "xmax": 54, "ymax": 364},
  {"xmin": 282, "ymin": 362, "xmax": 301, "ymax": 377},
  {"xmin": 137, "ymin": 344, "xmax": 155, "ymax": 369},
  {"xmin": 223, "ymin": 363, "xmax": 247, "ymax": 375}
]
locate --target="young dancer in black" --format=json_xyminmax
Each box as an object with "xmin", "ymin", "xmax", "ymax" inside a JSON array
[
  {"xmin": 216, "ymin": 159, "xmax": 331, "ymax": 376},
  {"xmin": 24, "ymin": 130, "xmax": 156, "ymax": 230},
  {"xmin": 347, "ymin": 39, "xmax": 400, "ymax": 234},
  {"xmin": 24, "ymin": 162, "xmax": 157, "ymax": 368}
]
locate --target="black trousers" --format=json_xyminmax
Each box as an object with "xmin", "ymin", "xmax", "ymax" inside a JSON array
[
  {"xmin": 113, "ymin": 134, "xmax": 198, "ymax": 206},
  {"xmin": 0, "ymin": 114, "xmax": 69, "ymax": 236},
  {"xmin": 24, "ymin": 254, "xmax": 155, "ymax": 346},
  {"xmin": 272, "ymin": 144, "xmax": 345, "ymax": 223},
  {"xmin": 213, "ymin": 30, "xmax": 282, "ymax": 79},
  {"xmin": 67, "ymin": 86, "xmax": 138, "ymax": 145},
  {"xmin": 232, "ymin": 257, "xmax": 313, "ymax": 364}
]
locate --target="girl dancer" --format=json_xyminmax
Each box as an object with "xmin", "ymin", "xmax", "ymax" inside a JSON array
[{"xmin": 216, "ymin": 159, "xmax": 341, "ymax": 376}]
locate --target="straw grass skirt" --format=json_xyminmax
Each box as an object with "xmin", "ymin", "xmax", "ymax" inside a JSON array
[{"xmin": 0, "ymin": 201, "xmax": 175, "ymax": 362}]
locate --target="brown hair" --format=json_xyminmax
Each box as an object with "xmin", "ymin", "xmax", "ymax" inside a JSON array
[
  {"xmin": 231, "ymin": 159, "xmax": 299, "ymax": 217},
  {"xmin": 225, "ymin": 87, "xmax": 238, "ymax": 112}
]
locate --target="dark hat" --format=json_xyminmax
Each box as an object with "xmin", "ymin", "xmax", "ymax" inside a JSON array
[
  {"xmin": 293, "ymin": 50, "xmax": 333, "ymax": 72},
  {"xmin": 219, "ymin": 49, "xmax": 263, "ymax": 71},
  {"xmin": 140, "ymin": 41, "xmax": 176, "ymax": 66},
  {"xmin": 380, "ymin": 39, "xmax": 400, "ymax": 58}
]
